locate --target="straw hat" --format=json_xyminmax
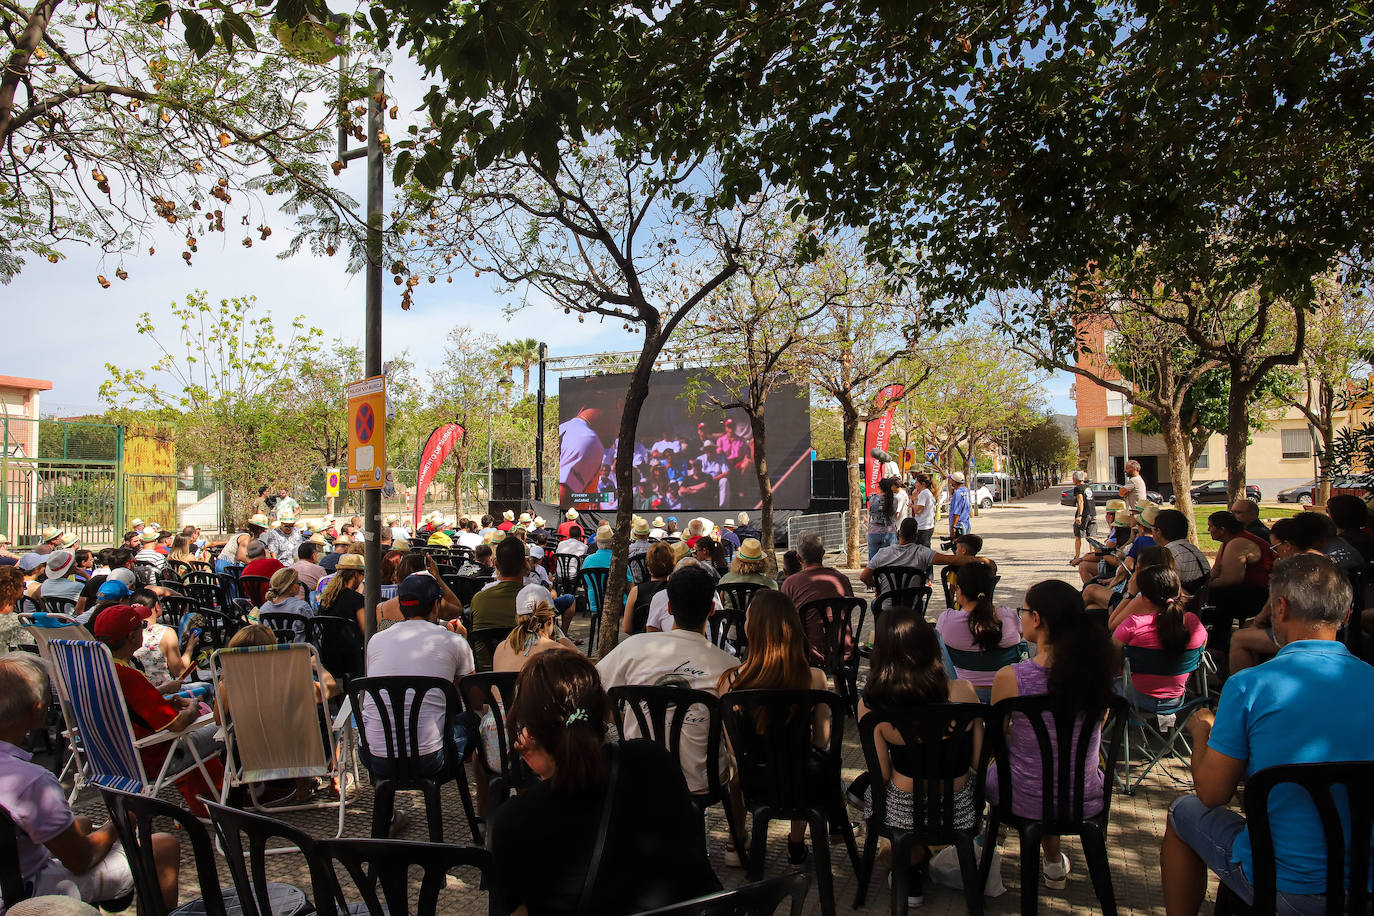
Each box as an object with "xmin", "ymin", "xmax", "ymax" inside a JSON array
[
  {"xmin": 534, "ymin": 516, "xmax": 546, "ymax": 528},
  {"xmin": 632, "ymin": 517, "xmax": 651, "ymax": 536},
  {"xmin": 248, "ymin": 513, "xmax": 270, "ymax": 528},
  {"xmin": 653, "ymin": 516, "xmax": 665, "ymax": 528},
  {"xmin": 566, "ymin": 508, "xmax": 579, "ymax": 520},
  {"xmin": 502, "ymin": 509, "xmax": 515, "ymax": 522},
  {"xmin": 39, "ymin": 525, "xmax": 63, "ymax": 543},
  {"xmin": 595, "ymin": 525, "xmax": 614, "ymax": 548},
  {"xmin": 129, "ymin": 518, "xmax": 145, "ymax": 530},
  {"xmin": 1133, "ymin": 502, "xmax": 1161, "ymax": 527},
  {"xmin": 334, "ymin": 534, "xmax": 351, "ymax": 545},
  {"xmin": 278, "ymin": 511, "xmax": 297, "ymax": 524},
  {"xmin": 736, "ymin": 538, "xmax": 765, "ymax": 562},
  {"xmin": 1104, "ymin": 498, "xmax": 1127, "ymax": 513},
  {"xmin": 518, "ymin": 512, "xmax": 532, "ymax": 524},
  {"xmin": 138, "ymin": 526, "xmax": 159, "ymax": 543},
  {"xmin": 309, "ymin": 533, "xmax": 328, "ymax": 545},
  {"xmin": 337, "ymin": 554, "xmax": 366, "ymax": 571},
  {"xmin": 46, "ymin": 549, "xmax": 76, "ymax": 578},
  {"xmin": 57, "ymin": 531, "xmax": 79, "ymax": 549}
]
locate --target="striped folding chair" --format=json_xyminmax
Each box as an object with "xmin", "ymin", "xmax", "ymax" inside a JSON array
[
  {"xmin": 45, "ymin": 639, "xmax": 218, "ymax": 800},
  {"xmin": 210, "ymin": 643, "xmax": 355, "ymax": 841},
  {"xmin": 19, "ymin": 613, "xmax": 95, "ymax": 799}
]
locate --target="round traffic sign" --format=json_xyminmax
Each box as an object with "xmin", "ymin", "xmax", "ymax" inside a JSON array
[{"xmin": 355, "ymin": 403, "xmax": 375, "ymax": 444}]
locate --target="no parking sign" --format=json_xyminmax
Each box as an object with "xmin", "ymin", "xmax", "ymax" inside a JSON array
[{"xmin": 346, "ymin": 375, "xmax": 387, "ymax": 490}]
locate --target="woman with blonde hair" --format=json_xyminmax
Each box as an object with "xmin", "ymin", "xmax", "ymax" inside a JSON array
[
  {"xmin": 719, "ymin": 589, "xmax": 828, "ymax": 865},
  {"xmin": 166, "ymin": 534, "xmax": 198, "ymax": 567},
  {"xmin": 717, "ymin": 538, "xmax": 777, "ymax": 589},
  {"xmin": 258, "ymin": 566, "xmax": 312, "ymax": 619}
]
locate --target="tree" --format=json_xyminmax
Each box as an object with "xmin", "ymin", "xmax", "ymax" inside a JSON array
[
  {"xmin": 427, "ymin": 326, "xmax": 509, "ymax": 518},
  {"xmin": 100, "ymin": 291, "xmax": 323, "ymax": 524},
  {"xmin": 795, "ymin": 241, "xmax": 927, "ymax": 567},
  {"xmin": 1007, "ymin": 416, "xmax": 1076, "ymax": 493},
  {"xmin": 395, "ymin": 136, "xmax": 760, "ymax": 658},
  {"xmin": 0, "ymin": 0, "xmax": 379, "ymax": 282},
  {"xmin": 681, "ymin": 217, "xmax": 827, "ymax": 566},
  {"xmin": 493, "ymin": 338, "xmax": 541, "ymax": 400}
]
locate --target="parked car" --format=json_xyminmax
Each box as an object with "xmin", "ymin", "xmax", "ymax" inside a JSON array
[
  {"xmin": 940, "ymin": 483, "xmax": 995, "ymax": 510},
  {"xmin": 1170, "ymin": 479, "xmax": 1263, "ymax": 505},
  {"xmin": 1059, "ymin": 481, "xmax": 1166, "ymax": 507},
  {"xmin": 977, "ymin": 473, "xmax": 1016, "ymax": 502},
  {"xmin": 1328, "ymin": 474, "xmax": 1374, "ymax": 500},
  {"xmin": 1276, "ymin": 479, "xmax": 1317, "ymax": 505}
]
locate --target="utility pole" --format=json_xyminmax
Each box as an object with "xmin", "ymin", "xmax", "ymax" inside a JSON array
[
  {"xmin": 339, "ymin": 67, "xmax": 386, "ymax": 642},
  {"xmin": 535, "ymin": 342, "xmax": 547, "ymax": 500}
]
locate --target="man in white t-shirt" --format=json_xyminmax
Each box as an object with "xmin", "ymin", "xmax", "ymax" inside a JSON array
[
  {"xmin": 361, "ymin": 574, "xmax": 476, "ymax": 777},
  {"xmin": 559, "ymin": 407, "xmax": 615, "ymax": 505},
  {"xmin": 597, "ymin": 565, "xmax": 739, "ymax": 794},
  {"xmin": 455, "ymin": 519, "xmax": 484, "ymax": 551},
  {"xmin": 1119, "ymin": 460, "xmax": 1148, "ymax": 510},
  {"xmin": 555, "ymin": 525, "xmax": 589, "ymax": 558}
]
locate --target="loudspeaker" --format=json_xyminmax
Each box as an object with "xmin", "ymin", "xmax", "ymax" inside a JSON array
[
  {"xmin": 808, "ymin": 497, "xmax": 849, "ymax": 514},
  {"xmin": 493, "ymin": 467, "xmax": 532, "ymax": 501},
  {"xmin": 811, "ymin": 460, "xmax": 849, "ymax": 500}
]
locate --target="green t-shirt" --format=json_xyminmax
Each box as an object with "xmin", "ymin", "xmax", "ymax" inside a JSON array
[{"xmin": 469, "ymin": 580, "xmax": 521, "ymax": 669}]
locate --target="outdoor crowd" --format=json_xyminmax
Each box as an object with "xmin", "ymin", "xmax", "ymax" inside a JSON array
[{"xmin": 0, "ymin": 468, "xmax": 1372, "ymax": 916}]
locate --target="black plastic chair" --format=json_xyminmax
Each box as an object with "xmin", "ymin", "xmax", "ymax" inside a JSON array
[
  {"xmin": 578, "ymin": 567, "xmax": 610, "ymax": 652},
  {"xmin": 315, "ymin": 837, "xmax": 496, "ymax": 916},
  {"xmin": 945, "ymin": 641, "xmax": 1030, "ymax": 702},
  {"xmin": 181, "ymin": 569, "xmax": 225, "ymax": 604},
  {"xmin": 797, "ymin": 596, "xmax": 868, "ymax": 715},
  {"xmin": 979, "ymin": 694, "xmax": 1129, "ymax": 916},
  {"xmin": 1213, "ymin": 760, "xmax": 1374, "ymax": 916},
  {"xmin": 452, "ymin": 545, "xmax": 475, "ymax": 564},
  {"xmin": 201, "ymin": 799, "xmax": 325, "ymax": 916},
  {"xmin": 636, "ymin": 871, "xmax": 810, "ymax": 915},
  {"xmin": 720, "ymin": 688, "xmax": 860, "ymax": 916},
  {"xmin": 347, "ymin": 675, "xmax": 482, "ymax": 844},
  {"xmin": 553, "ymin": 553, "xmax": 583, "ymax": 595},
  {"xmin": 40, "ymin": 595, "xmax": 77, "ymax": 617},
  {"xmin": 195, "ymin": 608, "xmax": 245, "ymax": 652},
  {"xmin": 467, "ymin": 626, "xmax": 511, "ymax": 673},
  {"xmin": 0, "ymin": 803, "xmax": 30, "ymax": 910},
  {"xmin": 257, "ymin": 609, "xmax": 310, "ymax": 644},
  {"xmin": 608, "ymin": 685, "xmax": 748, "ymax": 869},
  {"xmin": 179, "ymin": 580, "xmax": 221, "ymax": 612},
  {"xmin": 460, "ymin": 671, "xmax": 536, "ymax": 811},
  {"xmin": 872, "ymin": 565, "xmax": 928, "ymax": 601},
  {"xmin": 156, "ymin": 594, "xmax": 197, "ymax": 629},
  {"xmin": 854, "ymin": 704, "xmax": 991, "ymax": 916},
  {"xmin": 239, "ymin": 574, "xmax": 272, "ymax": 607},
  {"xmin": 441, "ymin": 574, "xmax": 492, "ymax": 609},
  {"xmin": 98, "ymin": 787, "xmax": 298, "ymax": 916},
  {"xmin": 872, "ymin": 585, "xmax": 932, "ymax": 622},
  {"xmin": 308, "ymin": 615, "xmax": 365, "ymax": 685},
  {"xmin": 218, "ymin": 568, "xmax": 244, "ymax": 603},
  {"xmin": 629, "ymin": 554, "xmax": 650, "ymax": 584},
  {"xmin": 714, "ymin": 582, "xmax": 769, "ymax": 656}
]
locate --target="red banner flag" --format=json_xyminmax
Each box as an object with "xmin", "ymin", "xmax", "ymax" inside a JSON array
[
  {"xmin": 413, "ymin": 423, "xmax": 465, "ymax": 528},
  {"xmin": 864, "ymin": 384, "xmax": 906, "ymax": 494}
]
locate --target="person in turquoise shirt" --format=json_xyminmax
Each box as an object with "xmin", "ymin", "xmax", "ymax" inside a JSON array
[{"xmin": 1160, "ymin": 553, "xmax": 1374, "ymax": 915}]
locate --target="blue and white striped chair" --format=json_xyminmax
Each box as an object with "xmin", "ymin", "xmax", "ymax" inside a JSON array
[{"xmin": 46, "ymin": 639, "xmax": 217, "ymax": 800}]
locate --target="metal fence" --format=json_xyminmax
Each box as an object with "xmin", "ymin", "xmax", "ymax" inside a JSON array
[{"xmin": 786, "ymin": 511, "xmax": 850, "ymax": 555}]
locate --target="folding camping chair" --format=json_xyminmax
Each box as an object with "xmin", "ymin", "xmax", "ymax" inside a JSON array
[
  {"xmin": 210, "ymin": 642, "xmax": 355, "ymax": 842},
  {"xmin": 1116, "ymin": 644, "xmax": 1211, "ymax": 795},
  {"xmin": 45, "ymin": 638, "xmax": 218, "ymax": 804},
  {"xmin": 20, "ymin": 613, "xmax": 96, "ymax": 799}
]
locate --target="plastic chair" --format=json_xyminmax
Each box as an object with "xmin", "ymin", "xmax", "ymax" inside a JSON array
[
  {"xmin": 41, "ymin": 595, "xmax": 78, "ymax": 616},
  {"xmin": 210, "ymin": 643, "xmax": 352, "ymax": 838},
  {"xmin": 719, "ymin": 688, "xmax": 860, "ymax": 916},
  {"xmin": 945, "ymin": 641, "xmax": 1030, "ymax": 703},
  {"xmin": 0, "ymin": 802, "xmax": 30, "ymax": 910},
  {"xmin": 19, "ymin": 613, "xmax": 94, "ymax": 796},
  {"xmin": 440, "ymin": 574, "xmax": 492, "ymax": 609},
  {"xmin": 202, "ymin": 799, "xmax": 328, "ymax": 916},
  {"xmin": 315, "ymin": 837, "xmax": 495, "ymax": 916},
  {"xmin": 629, "ymin": 555, "xmax": 650, "ymax": 584},
  {"xmin": 714, "ymin": 582, "xmax": 768, "ymax": 656},
  {"xmin": 872, "ymin": 585, "xmax": 932, "ymax": 622},
  {"xmin": 156, "ymin": 594, "xmax": 197, "ymax": 629},
  {"xmin": 797, "ymin": 596, "xmax": 868, "ymax": 715},
  {"xmin": 872, "ymin": 566, "xmax": 928, "ymax": 602},
  {"xmin": 608, "ymin": 685, "xmax": 748, "ymax": 869},
  {"xmin": 578, "ymin": 567, "xmax": 610, "ymax": 653},
  {"xmin": 1213, "ymin": 760, "xmax": 1374, "ymax": 916},
  {"xmin": 854, "ymin": 705, "xmax": 990, "ymax": 916},
  {"xmin": 46, "ymin": 638, "xmax": 217, "ymax": 802},
  {"xmin": 979, "ymin": 694, "xmax": 1129, "ymax": 916},
  {"xmin": 308, "ymin": 615, "xmax": 366, "ymax": 686},
  {"xmin": 553, "ymin": 553, "xmax": 583, "ymax": 595},
  {"xmin": 180, "ymin": 569, "xmax": 225, "ymax": 607},
  {"xmin": 1117, "ymin": 644, "xmax": 1210, "ymax": 795},
  {"xmin": 239, "ymin": 574, "xmax": 272, "ymax": 607},
  {"xmin": 460, "ymin": 672, "xmax": 536, "ymax": 813},
  {"xmin": 347, "ymin": 675, "xmax": 481, "ymax": 844},
  {"xmin": 467, "ymin": 626, "xmax": 511, "ymax": 673},
  {"xmin": 636, "ymin": 871, "xmax": 810, "ymax": 915},
  {"xmin": 256, "ymin": 609, "xmax": 310, "ymax": 644}
]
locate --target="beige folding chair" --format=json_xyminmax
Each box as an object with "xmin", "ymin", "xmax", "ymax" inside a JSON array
[{"xmin": 210, "ymin": 642, "xmax": 355, "ymax": 840}]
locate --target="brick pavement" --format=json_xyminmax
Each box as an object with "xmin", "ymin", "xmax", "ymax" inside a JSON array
[{"xmin": 65, "ymin": 488, "xmax": 1222, "ymax": 914}]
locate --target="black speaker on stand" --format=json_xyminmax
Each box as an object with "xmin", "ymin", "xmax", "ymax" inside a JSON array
[{"xmin": 492, "ymin": 467, "xmax": 532, "ymax": 501}]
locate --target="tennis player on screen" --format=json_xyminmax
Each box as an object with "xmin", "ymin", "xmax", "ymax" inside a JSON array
[{"xmin": 559, "ymin": 405, "xmax": 618, "ymax": 507}]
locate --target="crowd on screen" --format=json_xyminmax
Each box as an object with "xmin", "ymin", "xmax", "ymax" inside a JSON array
[{"xmin": 2, "ymin": 479, "xmax": 1373, "ymax": 915}]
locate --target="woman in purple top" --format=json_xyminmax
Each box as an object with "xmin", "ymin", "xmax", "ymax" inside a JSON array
[
  {"xmin": 986, "ymin": 579, "xmax": 1115, "ymax": 891},
  {"xmin": 934, "ymin": 563, "xmax": 1022, "ymax": 688}
]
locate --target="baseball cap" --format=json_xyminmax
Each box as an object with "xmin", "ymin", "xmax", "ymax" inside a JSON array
[
  {"xmin": 18, "ymin": 553, "xmax": 46, "ymax": 572},
  {"xmin": 96, "ymin": 579, "xmax": 133, "ymax": 600},
  {"xmin": 949, "ymin": 471, "xmax": 966, "ymax": 484},
  {"xmin": 107, "ymin": 567, "xmax": 136, "ymax": 588},
  {"xmin": 527, "ymin": 544, "xmax": 545, "ymax": 561},
  {"xmin": 397, "ymin": 573, "xmax": 442, "ymax": 614},
  {"xmin": 93, "ymin": 604, "xmax": 150, "ymax": 643},
  {"xmin": 516, "ymin": 584, "xmax": 554, "ymax": 617},
  {"xmin": 46, "ymin": 549, "xmax": 76, "ymax": 579}
]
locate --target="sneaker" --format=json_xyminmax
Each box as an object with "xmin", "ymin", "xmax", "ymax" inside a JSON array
[
  {"xmin": 1042, "ymin": 851, "xmax": 1070, "ymax": 889},
  {"xmin": 887, "ymin": 871, "xmax": 924, "ymax": 908}
]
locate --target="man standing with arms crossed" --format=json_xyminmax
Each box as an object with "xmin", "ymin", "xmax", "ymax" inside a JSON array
[{"xmin": 1119, "ymin": 459, "xmax": 1148, "ymax": 510}]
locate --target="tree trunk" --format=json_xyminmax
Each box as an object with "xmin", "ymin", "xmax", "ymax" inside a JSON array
[
  {"xmin": 1316, "ymin": 381, "xmax": 1334, "ymax": 507},
  {"xmin": 1159, "ymin": 413, "xmax": 1199, "ymax": 543},
  {"xmin": 1222, "ymin": 364, "xmax": 1253, "ymax": 506},
  {"xmin": 748, "ymin": 406, "xmax": 776, "ymax": 576},
  {"xmin": 522, "ymin": 365, "xmax": 531, "ymax": 399},
  {"xmin": 596, "ymin": 337, "xmax": 661, "ymax": 658},
  {"xmin": 843, "ymin": 406, "xmax": 863, "ymax": 568},
  {"xmin": 453, "ymin": 443, "xmax": 469, "ymax": 518}
]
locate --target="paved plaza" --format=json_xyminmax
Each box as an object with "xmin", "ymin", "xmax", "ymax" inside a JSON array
[{"xmin": 64, "ymin": 488, "xmax": 1221, "ymax": 915}]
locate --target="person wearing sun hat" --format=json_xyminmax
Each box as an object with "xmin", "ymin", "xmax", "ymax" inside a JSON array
[
  {"xmin": 217, "ymin": 513, "xmax": 270, "ymax": 574},
  {"xmin": 717, "ymin": 517, "xmax": 741, "ymax": 551},
  {"xmin": 717, "ymin": 538, "xmax": 777, "ymax": 589},
  {"xmin": 427, "ymin": 529, "xmax": 454, "ymax": 548},
  {"xmin": 39, "ymin": 549, "xmax": 84, "ymax": 602},
  {"xmin": 131, "ymin": 527, "xmax": 166, "ymax": 569},
  {"xmin": 263, "ymin": 510, "xmax": 305, "ymax": 565},
  {"xmin": 319, "ymin": 532, "xmax": 350, "ymax": 574},
  {"xmin": 32, "ymin": 525, "xmax": 64, "ymax": 556},
  {"xmin": 496, "ymin": 509, "xmax": 516, "ymax": 533},
  {"xmin": 557, "ymin": 507, "xmax": 580, "ymax": 539},
  {"xmin": 629, "ymin": 516, "xmax": 654, "ymax": 558}
]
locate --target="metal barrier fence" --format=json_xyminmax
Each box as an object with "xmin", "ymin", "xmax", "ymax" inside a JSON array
[{"xmin": 786, "ymin": 511, "xmax": 850, "ymax": 555}]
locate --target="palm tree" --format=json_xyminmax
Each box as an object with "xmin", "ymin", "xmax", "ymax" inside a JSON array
[{"xmin": 494, "ymin": 338, "xmax": 541, "ymax": 399}]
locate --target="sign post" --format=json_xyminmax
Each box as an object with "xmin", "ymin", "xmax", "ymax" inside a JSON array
[{"xmin": 346, "ymin": 376, "xmax": 387, "ymax": 491}]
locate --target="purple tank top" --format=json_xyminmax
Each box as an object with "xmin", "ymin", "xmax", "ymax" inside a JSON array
[{"xmin": 984, "ymin": 660, "xmax": 1105, "ymax": 820}]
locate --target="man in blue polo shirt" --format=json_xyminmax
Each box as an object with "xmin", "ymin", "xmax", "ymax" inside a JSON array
[
  {"xmin": 1160, "ymin": 553, "xmax": 1374, "ymax": 915},
  {"xmin": 946, "ymin": 472, "xmax": 972, "ymax": 537}
]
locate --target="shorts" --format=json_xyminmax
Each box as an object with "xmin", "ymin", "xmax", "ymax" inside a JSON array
[
  {"xmin": 26, "ymin": 842, "xmax": 134, "ymax": 904},
  {"xmin": 864, "ymin": 776, "xmax": 977, "ymax": 833},
  {"xmin": 1168, "ymin": 796, "xmax": 1328, "ymax": 916},
  {"xmin": 1073, "ymin": 520, "xmax": 1096, "ymax": 537}
]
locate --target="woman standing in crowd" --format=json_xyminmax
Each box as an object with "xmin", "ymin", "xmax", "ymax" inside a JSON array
[
  {"xmin": 867, "ymin": 478, "xmax": 899, "ymax": 559},
  {"xmin": 988, "ymin": 579, "xmax": 1114, "ymax": 891}
]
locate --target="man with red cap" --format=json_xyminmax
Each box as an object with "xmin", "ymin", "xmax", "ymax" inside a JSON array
[{"xmin": 94, "ymin": 605, "xmax": 223, "ymax": 817}]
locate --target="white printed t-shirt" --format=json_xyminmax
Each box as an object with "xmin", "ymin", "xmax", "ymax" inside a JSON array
[
  {"xmin": 596, "ymin": 628, "xmax": 739, "ymax": 793},
  {"xmin": 362, "ymin": 619, "xmax": 475, "ymax": 755}
]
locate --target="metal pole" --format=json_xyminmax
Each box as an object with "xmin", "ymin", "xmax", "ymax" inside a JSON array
[
  {"xmin": 1121, "ymin": 407, "xmax": 1130, "ymax": 476},
  {"xmin": 487, "ymin": 406, "xmax": 494, "ymax": 500},
  {"xmin": 535, "ymin": 342, "xmax": 547, "ymax": 501},
  {"xmin": 362, "ymin": 68, "xmax": 385, "ymax": 644}
]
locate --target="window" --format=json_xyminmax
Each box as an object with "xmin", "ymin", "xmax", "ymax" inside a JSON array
[
  {"xmin": 1195, "ymin": 446, "xmax": 1209, "ymax": 470},
  {"xmin": 1105, "ymin": 390, "xmax": 1127, "ymax": 416},
  {"xmin": 1281, "ymin": 428, "xmax": 1313, "ymax": 460}
]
